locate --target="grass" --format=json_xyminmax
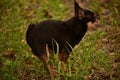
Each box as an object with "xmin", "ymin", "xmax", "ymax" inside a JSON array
[{"xmin": 0, "ymin": 0, "xmax": 120, "ymax": 80}]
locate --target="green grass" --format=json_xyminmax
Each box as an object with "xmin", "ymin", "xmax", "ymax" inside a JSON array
[{"xmin": 0, "ymin": 0, "xmax": 120, "ymax": 80}]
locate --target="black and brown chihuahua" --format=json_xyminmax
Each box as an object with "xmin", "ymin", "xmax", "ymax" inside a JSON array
[{"xmin": 26, "ymin": 0, "xmax": 99, "ymax": 77}]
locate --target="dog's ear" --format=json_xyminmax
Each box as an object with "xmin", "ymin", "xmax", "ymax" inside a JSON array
[{"xmin": 74, "ymin": 0, "xmax": 84, "ymax": 19}]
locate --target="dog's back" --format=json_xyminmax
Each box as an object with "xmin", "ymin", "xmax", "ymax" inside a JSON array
[{"xmin": 26, "ymin": 19, "xmax": 74, "ymax": 54}]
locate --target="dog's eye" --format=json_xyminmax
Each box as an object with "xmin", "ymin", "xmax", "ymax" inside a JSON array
[{"xmin": 86, "ymin": 15, "xmax": 92, "ymax": 18}]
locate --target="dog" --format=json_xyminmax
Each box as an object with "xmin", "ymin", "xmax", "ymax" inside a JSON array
[{"xmin": 26, "ymin": 0, "xmax": 99, "ymax": 77}]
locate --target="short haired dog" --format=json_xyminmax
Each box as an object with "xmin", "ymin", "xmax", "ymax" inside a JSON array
[{"xmin": 26, "ymin": 0, "xmax": 99, "ymax": 77}]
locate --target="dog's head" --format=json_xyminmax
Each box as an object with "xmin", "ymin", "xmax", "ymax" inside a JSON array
[{"xmin": 74, "ymin": 0, "xmax": 100, "ymax": 30}]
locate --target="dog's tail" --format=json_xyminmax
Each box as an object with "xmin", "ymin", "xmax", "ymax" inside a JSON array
[{"xmin": 26, "ymin": 24, "xmax": 35, "ymax": 42}]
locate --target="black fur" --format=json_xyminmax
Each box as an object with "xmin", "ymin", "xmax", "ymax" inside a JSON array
[{"xmin": 26, "ymin": 1, "xmax": 96, "ymax": 57}]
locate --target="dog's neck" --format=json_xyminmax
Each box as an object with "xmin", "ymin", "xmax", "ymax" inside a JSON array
[{"xmin": 65, "ymin": 17, "xmax": 87, "ymax": 33}]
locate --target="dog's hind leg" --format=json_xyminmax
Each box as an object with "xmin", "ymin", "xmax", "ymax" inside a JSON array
[
  {"xmin": 58, "ymin": 49, "xmax": 69, "ymax": 72},
  {"xmin": 40, "ymin": 44, "xmax": 57, "ymax": 77}
]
